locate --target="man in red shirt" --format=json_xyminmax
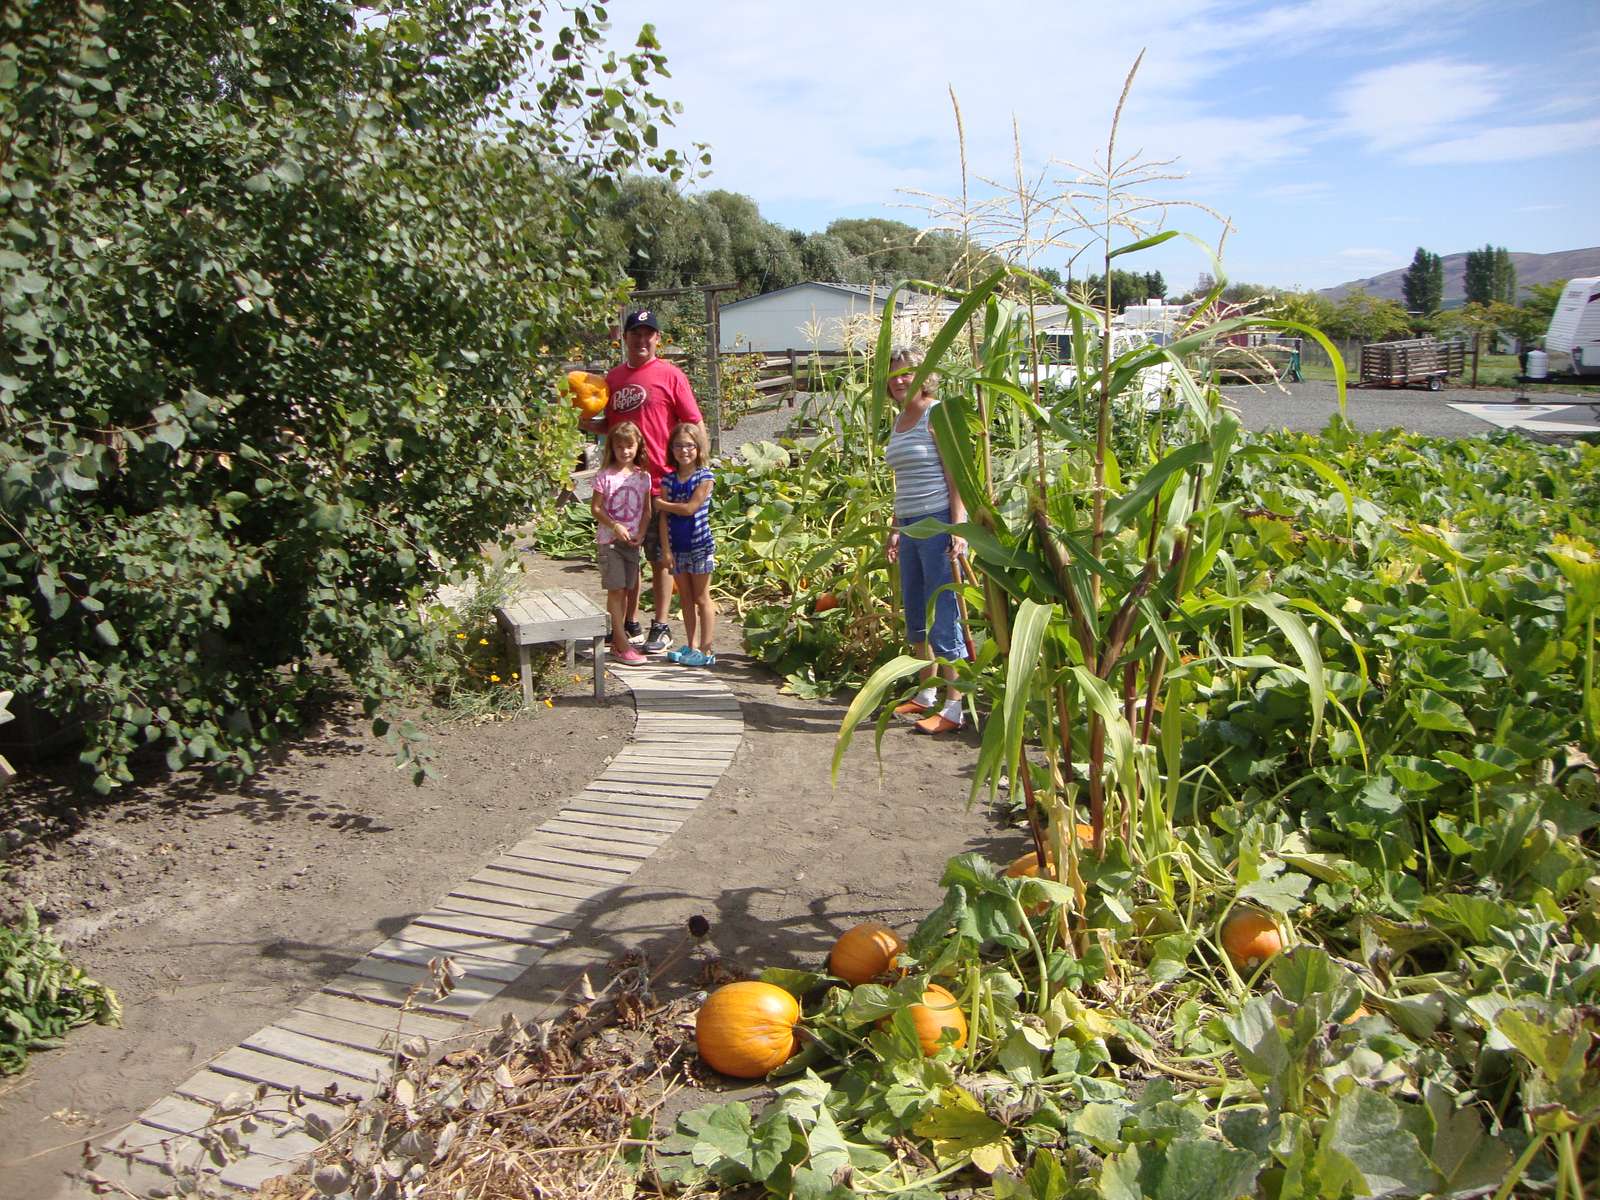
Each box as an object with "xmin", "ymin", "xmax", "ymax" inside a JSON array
[{"xmin": 582, "ymin": 309, "xmax": 704, "ymax": 653}]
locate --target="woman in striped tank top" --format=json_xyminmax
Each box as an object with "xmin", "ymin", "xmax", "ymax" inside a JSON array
[{"xmin": 883, "ymin": 348, "xmax": 969, "ymax": 735}]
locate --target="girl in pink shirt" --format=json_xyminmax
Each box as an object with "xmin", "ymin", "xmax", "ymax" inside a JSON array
[{"xmin": 590, "ymin": 423, "xmax": 652, "ymax": 665}]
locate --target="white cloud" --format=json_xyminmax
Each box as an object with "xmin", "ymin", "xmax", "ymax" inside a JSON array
[
  {"xmin": 1260, "ymin": 181, "xmax": 1333, "ymax": 200},
  {"xmin": 602, "ymin": 0, "xmax": 1478, "ymax": 220},
  {"xmin": 1333, "ymin": 59, "xmax": 1500, "ymax": 151},
  {"xmin": 1404, "ymin": 117, "xmax": 1600, "ymax": 163}
]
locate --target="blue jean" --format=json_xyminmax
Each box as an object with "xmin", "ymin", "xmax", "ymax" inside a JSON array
[{"xmin": 898, "ymin": 506, "xmax": 967, "ymax": 661}]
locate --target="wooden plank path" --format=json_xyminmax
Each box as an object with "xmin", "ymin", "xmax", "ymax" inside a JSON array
[{"xmin": 86, "ymin": 660, "xmax": 740, "ymax": 1198}]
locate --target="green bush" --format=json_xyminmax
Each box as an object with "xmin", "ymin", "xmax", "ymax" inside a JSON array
[
  {"xmin": 0, "ymin": 2, "xmax": 695, "ymax": 789},
  {"xmin": 1, "ymin": 904, "xmax": 120, "ymax": 1075}
]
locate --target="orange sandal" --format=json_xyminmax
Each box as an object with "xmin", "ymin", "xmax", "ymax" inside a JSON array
[
  {"xmin": 912, "ymin": 713, "xmax": 962, "ymax": 736},
  {"xmin": 893, "ymin": 699, "xmax": 935, "ymax": 722}
]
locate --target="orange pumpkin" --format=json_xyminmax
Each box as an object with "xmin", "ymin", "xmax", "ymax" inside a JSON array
[
  {"xmin": 565, "ymin": 370, "xmax": 608, "ymax": 417},
  {"xmin": 902, "ymin": 983, "xmax": 967, "ymax": 1055},
  {"xmin": 1004, "ymin": 824, "xmax": 1096, "ymax": 881},
  {"xmin": 814, "ymin": 592, "xmax": 838, "ymax": 613},
  {"xmin": 695, "ymin": 981, "xmax": 800, "ymax": 1078},
  {"xmin": 829, "ymin": 922, "xmax": 904, "ymax": 985},
  {"xmin": 1221, "ymin": 909, "xmax": 1282, "ymax": 972}
]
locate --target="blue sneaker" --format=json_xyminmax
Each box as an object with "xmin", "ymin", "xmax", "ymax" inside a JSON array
[
  {"xmin": 678, "ymin": 648, "xmax": 709, "ymax": 667},
  {"xmin": 666, "ymin": 644, "xmax": 693, "ymax": 663}
]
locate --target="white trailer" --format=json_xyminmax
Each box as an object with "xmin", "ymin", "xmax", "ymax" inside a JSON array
[{"xmin": 1544, "ymin": 277, "xmax": 1600, "ymax": 377}]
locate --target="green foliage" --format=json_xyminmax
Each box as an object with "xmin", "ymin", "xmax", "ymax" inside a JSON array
[
  {"xmin": 1, "ymin": 904, "xmax": 120, "ymax": 1074},
  {"xmin": 1401, "ymin": 248, "xmax": 1443, "ymax": 314},
  {"xmin": 591, "ymin": 186, "xmax": 988, "ymax": 301},
  {"xmin": 0, "ymin": 1, "xmax": 688, "ymax": 788},
  {"xmin": 1320, "ymin": 289, "xmax": 1413, "ymax": 342},
  {"xmin": 646, "ymin": 246, "xmax": 1599, "ymax": 1195},
  {"xmin": 1463, "ymin": 244, "xmax": 1516, "ymax": 305}
]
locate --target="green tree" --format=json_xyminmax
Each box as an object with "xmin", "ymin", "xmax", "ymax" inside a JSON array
[
  {"xmin": 824, "ymin": 218, "xmax": 975, "ymax": 286},
  {"xmin": 1271, "ymin": 291, "xmax": 1335, "ymax": 332},
  {"xmin": 1464, "ymin": 244, "xmax": 1516, "ymax": 305},
  {"xmin": 1, "ymin": 1, "xmax": 691, "ymax": 789},
  {"xmin": 1440, "ymin": 302, "xmax": 1512, "ymax": 386},
  {"xmin": 703, "ymin": 191, "xmax": 804, "ymax": 297},
  {"xmin": 1401, "ymin": 247, "xmax": 1444, "ymax": 313},
  {"xmin": 1145, "ymin": 270, "xmax": 1166, "ymax": 298},
  {"xmin": 1523, "ymin": 279, "xmax": 1568, "ymax": 334},
  {"xmin": 1323, "ymin": 290, "xmax": 1413, "ymax": 342}
]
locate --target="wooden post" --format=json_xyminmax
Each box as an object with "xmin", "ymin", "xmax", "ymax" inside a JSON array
[{"xmin": 703, "ymin": 285, "xmax": 722, "ymax": 457}]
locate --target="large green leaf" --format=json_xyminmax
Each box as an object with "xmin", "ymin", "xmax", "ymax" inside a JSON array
[
  {"xmin": 1243, "ymin": 595, "xmax": 1326, "ymax": 748},
  {"xmin": 1002, "ymin": 601, "xmax": 1055, "ymax": 788},
  {"xmin": 832, "ymin": 655, "xmax": 933, "ymax": 784}
]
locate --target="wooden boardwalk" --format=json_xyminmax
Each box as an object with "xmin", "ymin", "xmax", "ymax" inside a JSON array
[{"xmin": 85, "ymin": 661, "xmax": 741, "ymax": 1197}]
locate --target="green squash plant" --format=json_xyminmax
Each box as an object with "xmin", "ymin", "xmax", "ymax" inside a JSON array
[{"xmin": 657, "ymin": 65, "xmax": 1599, "ymax": 1200}]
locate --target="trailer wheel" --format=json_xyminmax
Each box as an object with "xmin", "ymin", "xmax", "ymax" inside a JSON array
[{"xmin": 1428, "ymin": 375, "xmax": 1443, "ymax": 392}]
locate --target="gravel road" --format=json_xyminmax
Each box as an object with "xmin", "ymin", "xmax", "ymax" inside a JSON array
[
  {"xmin": 705, "ymin": 378, "xmax": 1600, "ymax": 463},
  {"xmin": 1224, "ymin": 379, "xmax": 1599, "ymax": 439}
]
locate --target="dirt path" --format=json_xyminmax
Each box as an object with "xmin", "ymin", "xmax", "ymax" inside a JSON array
[{"xmin": 0, "ymin": 553, "xmax": 1015, "ymax": 1197}]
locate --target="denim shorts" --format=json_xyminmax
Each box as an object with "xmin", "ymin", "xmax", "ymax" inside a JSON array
[
  {"xmin": 671, "ymin": 547, "xmax": 716, "ymax": 576},
  {"xmin": 898, "ymin": 506, "xmax": 966, "ymax": 661}
]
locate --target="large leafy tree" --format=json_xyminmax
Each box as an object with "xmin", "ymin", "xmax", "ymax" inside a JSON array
[
  {"xmin": 1401, "ymin": 247, "xmax": 1443, "ymax": 313},
  {"xmin": 1322, "ymin": 290, "xmax": 1412, "ymax": 342},
  {"xmin": 1464, "ymin": 244, "xmax": 1516, "ymax": 305},
  {"xmin": 0, "ymin": 1, "xmax": 694, "ymax": 790}
]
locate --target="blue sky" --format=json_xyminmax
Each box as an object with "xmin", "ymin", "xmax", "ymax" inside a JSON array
[{"xmin": 600, "ymin": 0, "xmax": 1598, "ymax": 292}]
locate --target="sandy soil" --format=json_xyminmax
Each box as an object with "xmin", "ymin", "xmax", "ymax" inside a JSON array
[{"xmin": 0, "ymin": 552, "xmax": 1017, "ymax": 1198}]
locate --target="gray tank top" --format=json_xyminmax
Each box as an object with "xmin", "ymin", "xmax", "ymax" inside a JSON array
[{"xmin": 884, "ymin": 405, "xmax": 949, "ymax": 520}]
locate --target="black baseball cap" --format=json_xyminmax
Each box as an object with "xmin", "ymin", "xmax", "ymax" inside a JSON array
[{"xmin": 623, "ymin": 309, "xmax": 661, "ymax": 334}]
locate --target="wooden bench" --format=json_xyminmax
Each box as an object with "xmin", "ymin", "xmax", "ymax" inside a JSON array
[{"xmin": 494, "ymin": 588, "xmax": 608, "ymax": 705}]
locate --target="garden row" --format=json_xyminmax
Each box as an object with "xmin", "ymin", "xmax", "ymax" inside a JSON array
[{"xmin": 528, "ymin": 266, "xmax": 1600, "ymax": 1197}]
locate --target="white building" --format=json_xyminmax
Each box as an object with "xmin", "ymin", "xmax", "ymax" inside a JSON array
[{"xmin": 717, "ymin": 282, "xmax": 958, "ymax": 353}]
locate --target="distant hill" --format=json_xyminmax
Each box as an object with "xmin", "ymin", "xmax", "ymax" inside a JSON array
[{"xmin": 1320, "ymin": 247, "xmax": 1600, "ymax": 308}]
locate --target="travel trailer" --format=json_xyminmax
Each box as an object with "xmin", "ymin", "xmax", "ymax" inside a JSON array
[{"xmin": 1544, "ymin": 277, "xmax": 1600, "ymax": 377}]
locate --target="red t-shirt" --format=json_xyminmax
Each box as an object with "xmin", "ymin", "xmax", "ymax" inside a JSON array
[{"xmin": 603, "ymin": 357, "xmax": 703, "ymax": 493}]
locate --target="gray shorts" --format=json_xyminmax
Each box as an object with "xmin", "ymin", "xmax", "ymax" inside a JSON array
[
  {"xmin": 643, "ymin": 508, "xmax": 667, "ymax": 566},
  {"xmin": 597, "ymin": 541, "xmax": 640, "ymax": 591}
]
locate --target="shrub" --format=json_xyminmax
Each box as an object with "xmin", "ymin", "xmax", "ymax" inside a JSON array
[{"xmin": 0, "ymin": 2, "xmax": 697, "ymax": 789}]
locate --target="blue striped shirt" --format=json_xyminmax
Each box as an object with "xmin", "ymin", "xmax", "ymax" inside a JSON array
[
  {"xmin": 663, "ymin": 467, "xmax": 714, "ymax": 554},
  {"xmin": 884, "ymin": 405, "xmax": 950, "ymax": 520}
]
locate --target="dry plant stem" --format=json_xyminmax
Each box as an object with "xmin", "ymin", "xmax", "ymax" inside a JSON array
[
  {"xmin": 1122, "ymin": 659, "xmax": 1138, "ymax": 842},
  {"xmin": 1030, "ymin": 501, "xmax": 1093, "ymax": 659},
  {"xmin": 1054, "ymin": 680, "xmax": 1075, "ymax": 795},
  {"xmin": 1016, "ymin": 759, "xmax": 1051, "ymax": 879},
  {"xmin": 1095, "ymin": 559, "xmax": 1157, "ymax": 677},
  {"xmin": 1088, "ymin": 717, "xmax": 1107, "ymax": 854},
  {"xmin": 1090, "ymin": 51, "xmax": 1145, "ymax": 601},
  {"xmin": 947, "ymin": 87, "xmax": 991, "ymax": 490}
]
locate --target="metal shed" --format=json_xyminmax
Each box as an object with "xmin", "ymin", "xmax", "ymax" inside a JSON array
[{"xmin": 717, "ymin": 282, "xmax": 955, "ymax": 353}]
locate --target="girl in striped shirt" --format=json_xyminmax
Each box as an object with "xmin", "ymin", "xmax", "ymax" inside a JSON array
[
  {"xmin": 656, "ymin": 422, "xmax": 718, "ymax": 667},
  {"xmin": 883, "ymin": 348, "xmax": 968, "ymax": 734}
]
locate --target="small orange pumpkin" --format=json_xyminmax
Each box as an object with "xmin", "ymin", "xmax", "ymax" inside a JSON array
[
  {"xmin": 902, "ymin": 983, "xmax": 967, "ymax": 1055},
  {"xmin": 1221, "ymin": 909, "xmax": 1282, "ymax": 972},
  {"xmin": 814, "ymin": 592, "xmax": 838, "ymax": 613},
  {"xmin": 1004, "ymin": 824, "xmax": 1096, "ymax": 880},
  {"xmin": 695, "ymin": 981, "xmax": 800, "ymax": 1079},
  {"xmin": 565, "ymin": 370, "xmax": 608, "ymax": 417},
  {"xmin": 829, "ymin": 922, "xmax": 905, "ymax": 985}
]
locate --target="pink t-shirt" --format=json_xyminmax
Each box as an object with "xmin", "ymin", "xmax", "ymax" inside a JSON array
[
  {"xmin": 592, "ymin": 466, "xmax": 651, "ymax": 545},
  {"xmin": 603, "ymin": 357, "xmax": 703, "ymax": 493}
]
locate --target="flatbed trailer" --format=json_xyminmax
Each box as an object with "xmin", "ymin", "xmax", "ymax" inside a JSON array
[{"xmin": 1357, "ymin": 338, "xmax": 1466, "ymax": 391}]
